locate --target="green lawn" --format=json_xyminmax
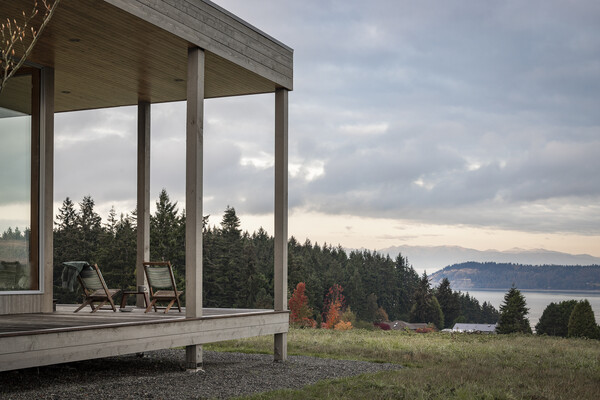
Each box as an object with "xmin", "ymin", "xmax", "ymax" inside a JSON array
[{"xmin": 206, "ymin": 328, "xmax": 600, "ymax": 399}]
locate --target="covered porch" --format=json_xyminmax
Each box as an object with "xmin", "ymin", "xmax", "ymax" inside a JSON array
[{"xmin": 0, "ymin": 0, "xmax": 292, "ymax": 371}]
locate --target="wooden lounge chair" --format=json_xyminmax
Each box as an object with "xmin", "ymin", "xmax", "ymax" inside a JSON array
[
  {"xmin": 143, "ymin": 261, "xmax": 183, "ymax": 313},
  {"xmin": 73, "ymin": 263, "xmax": 121, "ymax": 313}
]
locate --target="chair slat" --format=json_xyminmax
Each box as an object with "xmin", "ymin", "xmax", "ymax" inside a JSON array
[
  {"xmin": 80, "ymin": 268, "xmax": 103, "ymax": 291},
  {"xmin": 146, "ymin": 266, "xmax": 173, "ymax": 289}
]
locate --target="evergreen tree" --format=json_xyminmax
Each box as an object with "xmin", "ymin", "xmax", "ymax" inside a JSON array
[
  {"xmin": 365, "ymin": 293, "xmax": 379, "ymax": 323},
  {"xmin": 54, "ymin": 197, "xmax": 80, "ymax": 264},
  {"xmin": 346, "ymin": 267, "xmax": 367, "ymax": 320},
  {"xmin": 435, "ymin": 278, "xmax": 460, "ymax": 328},
  {"xmin": 150, "ymin": 189, "xmax": 184, "ymax": 270},
  {"xmin": 395, "ymin": 254, "xmax": 419, "ymax": 320},
  {"xmin": 536, "ymin": 300, "xmax": 577, "ymax": 337},
  {"xmin": 568, "ymin": 299, "xmax": 598, "ymax": 339},
  {"xmin": 219, "ymin": 206, "xmax": 243, "ymax": 306},
  {"xmin": 238, "ymin": 234, "xmax": 261, "ymax": 307},
  {"xmin": 480, "ymin": 301, "xmax": 500, "ymax": 324},
  {"xmin": 497, "ymin": 286, "xmax": 532, "ymax": 334},
  {"xmin": 429, "ymin": 296, "xmax": 444, "ymax": 330},
  {"xmin": 410, "ymin": 273, "xmax": 444, "ymax": 329},
  {"xmin": 77, "ymin": 195, "xmax": 102, "ymax": 262}
]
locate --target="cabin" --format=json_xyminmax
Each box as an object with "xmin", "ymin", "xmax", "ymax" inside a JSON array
[{"xmin": 0, "ymin": 0, "xmax": 292, "ymax": 371}]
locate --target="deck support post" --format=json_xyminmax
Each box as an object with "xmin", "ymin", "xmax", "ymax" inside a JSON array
[
  {"xmin": 274, "ymin": 88, "xmax": 289, "ymax": 361},
  {"xmin": 136, "ymin": 100, "xmax": 151, "ymax": 307},
  {"xmin": 185, "ymin": 46, "xmax": 205, "ymax": 370},
  {"xmin": 41, "ymin": 67, "xmax": 55, "ymax": 312}
]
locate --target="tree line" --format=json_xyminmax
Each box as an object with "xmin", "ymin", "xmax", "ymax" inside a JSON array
[
  {"xmin": 494, "ymin": 286, "xmax": 599, "ymax": 339},
  {"xmin": 51, "ymin": 189, "xmax": 499, "ymax": 328}
]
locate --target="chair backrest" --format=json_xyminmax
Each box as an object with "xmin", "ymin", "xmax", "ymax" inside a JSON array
[
  {"xmin": 143, "ymin": 262, "xmax": 177, "ymax": 291},
  {"xmin": 0, "ymin": 261, "xmax": 19, "ymax": 289},
  {"xmin": 79, "ymin": 265, "xmax": 104, "ymax": 291}
]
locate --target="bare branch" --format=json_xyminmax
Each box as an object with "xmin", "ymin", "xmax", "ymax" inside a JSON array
[{"xmin": 0, "ymin": 0, "xmax": 60, "ymax": 95}]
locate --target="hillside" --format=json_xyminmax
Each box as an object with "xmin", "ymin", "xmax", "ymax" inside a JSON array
[
  {"xmin": 429, "ymin": 262, "xmax": 600, "ymax": 290},
  {"xmin": 377, "ymin": 245, "xmax": 600, "ymax": 273}
]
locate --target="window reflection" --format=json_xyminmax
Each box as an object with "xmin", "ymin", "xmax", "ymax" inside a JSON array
[{"xmin": 0, "ymin": 73, "xmax": 37, "ymax": 291}]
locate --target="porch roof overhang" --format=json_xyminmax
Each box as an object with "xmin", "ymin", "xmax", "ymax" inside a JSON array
[{"xmin": 1, "ymin": 0, "xmax": 293, "ymax": 112}]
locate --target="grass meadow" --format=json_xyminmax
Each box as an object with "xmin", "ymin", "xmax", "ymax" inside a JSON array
[{"xmin": 207, "ymin": 328, "xmax": 600, "ymax": 399}]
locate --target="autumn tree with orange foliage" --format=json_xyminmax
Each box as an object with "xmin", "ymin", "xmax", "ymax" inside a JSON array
[
  {"xmin": 322, "ymin": 284, "xmax": 352, "ymax": 330},
  {"xmin": 288, "ymin": 282, "xmax": 316, "ymax": 328}
]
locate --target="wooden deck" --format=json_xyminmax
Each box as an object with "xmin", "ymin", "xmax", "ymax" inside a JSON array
[{"xmin": 0, "ymin": 305, "xmax": 289, "ymax": 372}]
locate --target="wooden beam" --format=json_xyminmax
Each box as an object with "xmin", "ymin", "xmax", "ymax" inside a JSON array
[
  {"xmin": 274, "ymin": 88, "xmax": 289, "ymax": 361},
  {"xmin": 136, "ymin": 101, "xmax": 151, "ymax": 307},
  {"xmin": 185, "ymin": 46, "xmax": 205, "ymax": 369}
]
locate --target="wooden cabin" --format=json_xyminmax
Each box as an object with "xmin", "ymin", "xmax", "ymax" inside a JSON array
[{"xmin": 0, "ymin": 0, "xmax": 291, "ymax": 371}]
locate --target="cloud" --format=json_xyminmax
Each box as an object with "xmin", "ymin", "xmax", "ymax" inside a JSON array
[{"xmin": 48, "ymin": 0, "xmax": 600, "ymax": 243}]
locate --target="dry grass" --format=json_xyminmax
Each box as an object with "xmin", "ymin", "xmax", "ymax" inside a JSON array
[{"xmin": 207, "ymin": 328, "xmax": 600, "ymax": 399}]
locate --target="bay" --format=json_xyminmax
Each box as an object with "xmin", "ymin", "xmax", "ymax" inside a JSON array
[{"xmin": 464, "ymin": 289, "xmax": 600, "ymax": 330}]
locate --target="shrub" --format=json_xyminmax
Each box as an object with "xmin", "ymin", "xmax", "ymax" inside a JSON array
[
  {"xmin": 415, "ymin": 327, "xmax": 436, "ymax": 333},
  {"xmin": 334, "ymin": 320, "xmax": 353, "ymax": 330},
  {"xmin": 353, "ymin": 320, "xmax": 377, "ymax": 330},
  {"xmin": 374, "ymin": 306, "xmax": 389, "ymax": 323},
  {"xmin": 340, "ymin": 306, "xmax": 356, "ymax": 325},
  {"xmin": 374, "ymin": 322, "xmax": 391, "ymax": 330}
]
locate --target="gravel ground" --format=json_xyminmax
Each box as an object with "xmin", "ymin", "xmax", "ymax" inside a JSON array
[{"xmin": 0, "ymin": 350, "xmax": 402, "ymax": 399}]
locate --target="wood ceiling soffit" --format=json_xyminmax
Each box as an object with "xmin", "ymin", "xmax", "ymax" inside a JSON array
[{"xmin": 1, "ymin": 0, "xmax": 286, "ymax": 112}]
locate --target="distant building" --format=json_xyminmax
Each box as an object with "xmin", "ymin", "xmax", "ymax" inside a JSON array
[
  {"xmin": 389, "ymin": 320, "xmax": 429, "ymax": 331},
  {"xmin": 452, "ymin": 323, "xmax": 497, "ymax": 334}
]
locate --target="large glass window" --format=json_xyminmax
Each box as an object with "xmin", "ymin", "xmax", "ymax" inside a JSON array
[{"xmin": 0, "ymin": 72, "xmax": 39, "ymax": 291}]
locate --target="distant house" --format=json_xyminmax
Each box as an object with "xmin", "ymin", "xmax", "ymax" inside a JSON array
[
  {"xmin": 452, "ymin": 323, "xmax": 497, "ymax": 334},
  {"xmin": 389, "ymin": 320, "xmax": 429, "ymax": 331}
]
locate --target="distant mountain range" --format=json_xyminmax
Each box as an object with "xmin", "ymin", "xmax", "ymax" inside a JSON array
[
  {"xmin": 376, "ymin": 245, "xmax": 600, "ymax": 273},
  {"xmin": 429, "ymin": 262, "xmax": 600, "ymax": 291}
]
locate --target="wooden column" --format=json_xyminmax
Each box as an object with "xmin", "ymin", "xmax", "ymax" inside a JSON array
[
  {"xmin": 185, "ymin": 47, "xmax": 205, "ymax": 370},
  {"xmin": 274, "ymin": 88, "xmax": 289, "ymax": 361},
  {"xmin": 41, "ymin": 67, "xmax": 54, "ymax": 313},
  {"xmin": 136, "ymin": 101, "xmax": 151, "ymax": 307}
]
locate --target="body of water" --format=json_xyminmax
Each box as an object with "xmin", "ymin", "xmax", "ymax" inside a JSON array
[{"xmin": 465, "ymin": 289, "xmax": 600, "ymax": 330}]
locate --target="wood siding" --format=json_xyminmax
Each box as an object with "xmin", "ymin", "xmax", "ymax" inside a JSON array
[{"xmin": 0, "ymin": 295, "xmax": 44, "ymax": 314}]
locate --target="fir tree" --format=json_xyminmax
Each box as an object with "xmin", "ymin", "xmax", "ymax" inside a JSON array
[
  {"xmin": 481, "ymin": 301, "xmax": 500, "ymax": 324},
  {"xmin": 365, "ymin": 293, "xmax": 379, "ymax": 323},
  {"xmin": 410, "ymin": 273, "xmax": 444, "ymax": 329},
  {"xmin": 77, "ymin": 195, "xmax": 102, "ymax": 262},
  {"xmin": 568, "ymin": 299, "xmax": 598, "ymax": 339},
  {"xmin": 497, "ymin": 286, "xmax": 532, "ymax": 334},
  {"xmin": 536, "ymin": 300, "xmax": 577, "ymax": 337},
  {"xmin": 435, "ymin": 278, "xmax": 460, "ymax": 328},
  {"xmin": 150, "ymin": 189, "xmax": 184, "ymax": 270}
]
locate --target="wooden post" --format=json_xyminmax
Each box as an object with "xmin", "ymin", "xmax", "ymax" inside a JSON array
[
  {"xmin": 136, "ymin": 101, "xmax": 151, "ymax": 307},
  {"xmin": 274, "ymin": 88, "xmax": 288, "ymax": 361},
  {"xmin": 185, "ymin": 46, "xmax": 205, "ymax": 370},
  {"xmin": 41, "ymin": 67, "xmax": 54, "ymax": 312}
]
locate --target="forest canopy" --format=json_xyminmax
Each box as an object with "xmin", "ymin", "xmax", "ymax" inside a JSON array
[{"xmin": 39, "ymin": 190, "xmax": 498, "ymax": 326}]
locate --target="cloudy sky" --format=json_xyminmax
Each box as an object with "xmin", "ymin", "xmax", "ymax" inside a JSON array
[{"xmin": 47, "ymin": 0, "xmax": 600, "ymax": 261}]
